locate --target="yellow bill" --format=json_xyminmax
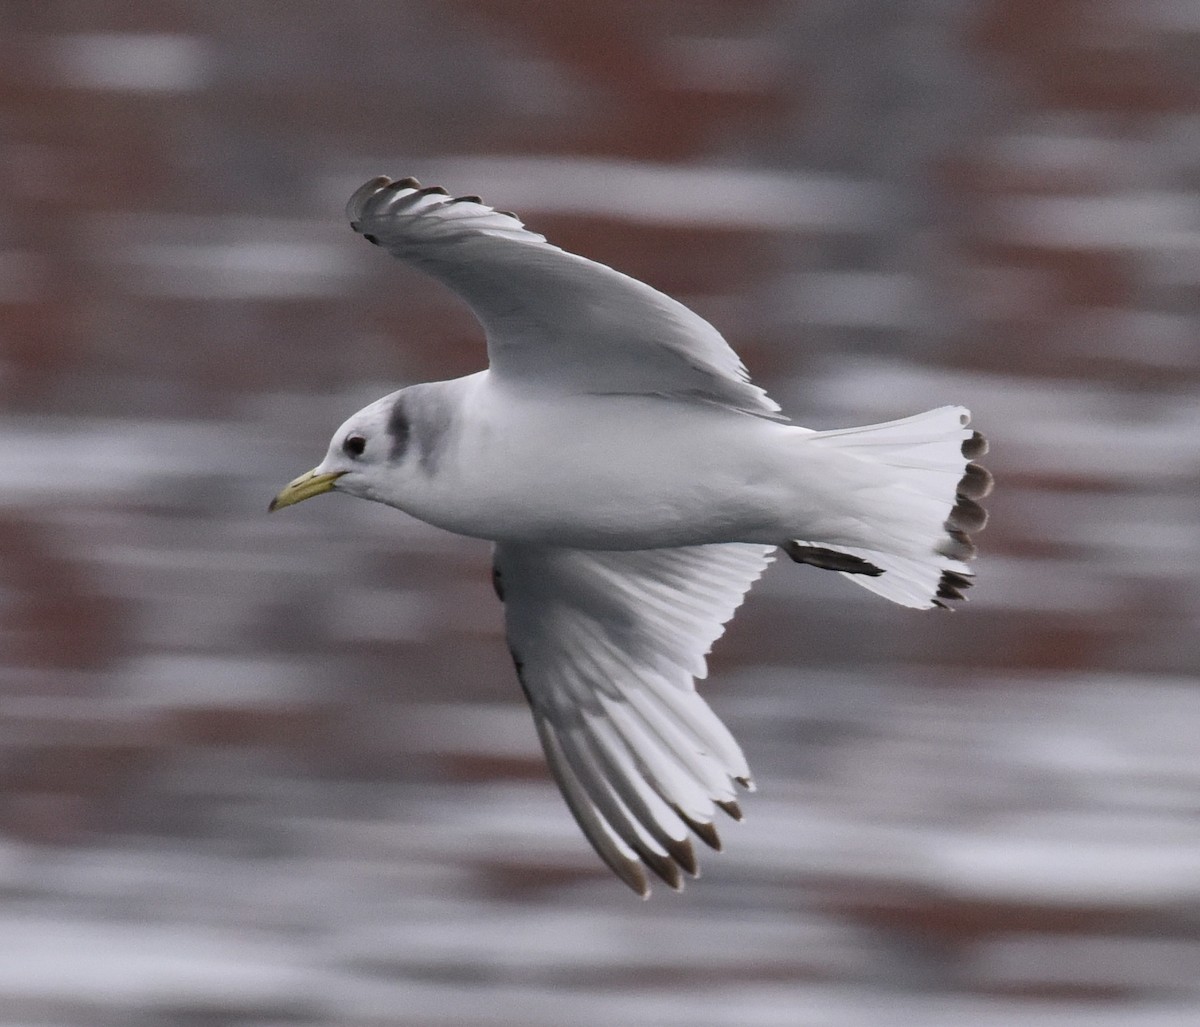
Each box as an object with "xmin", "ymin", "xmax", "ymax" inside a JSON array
[{"xmin": 268, "ymin": 469, "xmax": 344, "ymax": 512}]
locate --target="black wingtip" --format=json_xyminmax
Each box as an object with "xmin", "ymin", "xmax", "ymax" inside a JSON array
[
  {"xmin": 716, "ymin": 799, "xmax": 744, "ymax": 822},
  {"xmin": 348, "ymin": 176, "xmax": 524, "ymax": 238},
  {"xmin": 673, "ymin": 808, "xmax": 722, "ymax": 852},
  {"xmin": 666, "ymin": 837, "xmax": 699, "ymax": 878},
  {"xmin": 933, "ymin": 430, "xmax": 993, "ymax": 608},
  {"xmin": 963, "ymin": 430, "xmax": 989, "ymax": 459},
  {"xmin": 959, "ymin": 461, "xmax": 994, "ymax": 500},
  {"xmin": 783, "ymin": 542, "xmax": 885, "ymax": 576},
  {"xmin": 641, "ymin": 848, "xmax": 684, "ymax": 891},
  {"xmin": 948, "ymin": 496, "xmax": 988, "ymax": 534}
]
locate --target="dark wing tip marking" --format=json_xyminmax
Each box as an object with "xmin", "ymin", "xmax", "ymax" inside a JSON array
[
  {"xmin": 615, "ymin": 853, "xmax": 651, "ymax": 898},
  {"xmin": 668, "ymin": 836, "xmax": 699, "ymax": 878},
  {"xmin": 643, "ymin": 849, "xmax": 684, "ymax": 892},
  {"xmin": 947, "ymin": 497, "xmax": 988, "ymax": 534},
  {"xmin": 959, "ymin": 461, "xmax": 994, "ymax": 500},
  {"xmin": 348, "ymin": 174, "xmax": 524, "ymax": 240},
  {"xmin": 674, "ymin": 808, "xmax": 722, "ymax": 852},
  {"xmin": 936, "ymin": 579, "xmax": 968, "ymax": 602},
  {"xmin": 934, "ymin": 429, "xmax": 993, "ymax": 608},
  {"xmin": 948, "ymin": 430, "xmax": 992, "ymax": 537},
  {"xmin": 939, "ymin": 527, "xmax": 978, "ymax": 562},
  {"xmin": 716, "ymin": 799, "xmax": 744, "ymax": 822},
  {"xmin": 963, "ymin": 430, "xmax": 989, "ymax": 459},
  {"xmin": 783, "ymin": 542, "xmax": 885, "ymax": 576},
  {"xmin": 941, "ymin": 570, "xmax": 974, "ymax": 591}
]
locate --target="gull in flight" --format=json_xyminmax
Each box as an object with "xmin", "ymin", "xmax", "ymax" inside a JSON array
[{"xmin": 271, "ymin": 176, "xmax": 992, "ymax": 896}]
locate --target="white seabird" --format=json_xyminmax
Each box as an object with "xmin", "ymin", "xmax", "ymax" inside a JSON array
[{"xmin": 270, "ymin": 175, "xmax": 992, "ymax": 896}]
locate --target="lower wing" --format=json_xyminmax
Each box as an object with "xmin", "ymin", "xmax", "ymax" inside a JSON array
[{"xmin": 492, "ymin": 542, "xmax": 774, "ymax": 895}]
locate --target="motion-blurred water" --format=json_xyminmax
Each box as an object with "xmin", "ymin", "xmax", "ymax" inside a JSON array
[{"xmin": 2, "ymin": 3, "xmax": 1199, "ymax": 1025}]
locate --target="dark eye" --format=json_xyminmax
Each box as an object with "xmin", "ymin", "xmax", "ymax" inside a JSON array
[{"xmin": 342, "ymin": 433, "xmax": 366, "ymax": 458}]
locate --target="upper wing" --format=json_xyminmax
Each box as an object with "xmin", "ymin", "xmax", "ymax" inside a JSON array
[
  {"xmin": 491, "ymin": 542, "xmax": 775, "ymax": 896},
  {"xmin": 346, "ymin": 176, "xmax": 781, "ymax": 419}
]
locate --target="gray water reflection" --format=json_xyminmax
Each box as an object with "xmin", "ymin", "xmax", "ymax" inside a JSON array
[{"xmin": 2, "ymin": 3, "xmax": 1199, "ymax": 1025}]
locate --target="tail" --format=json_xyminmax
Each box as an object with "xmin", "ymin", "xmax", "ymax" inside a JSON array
[{"xmin": 784, "ymin": 406, "xmax": 992, "ymax": 609}]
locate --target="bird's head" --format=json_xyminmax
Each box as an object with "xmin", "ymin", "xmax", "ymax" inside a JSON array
[{"xmin": 268, "ymin": 390, "xmax": 406, "ymax": 512}]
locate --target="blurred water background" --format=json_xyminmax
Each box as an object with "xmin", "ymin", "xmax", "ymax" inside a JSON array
[{"xmin": 2, "ymin": 2, "xmax": 1200, "ymax": 1025}]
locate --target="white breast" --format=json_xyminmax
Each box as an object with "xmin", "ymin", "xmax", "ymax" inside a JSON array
[{"xmin": 394, "ymin": 375, "xmax": 797, "ymax": 549}]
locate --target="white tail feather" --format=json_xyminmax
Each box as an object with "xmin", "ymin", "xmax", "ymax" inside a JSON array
[{"xmin": 789, "ymin": 406, "xmax": 990, "ymax": 609}]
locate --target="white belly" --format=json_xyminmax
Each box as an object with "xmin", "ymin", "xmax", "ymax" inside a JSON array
[{"xmin": 397, "ymin": 383, "xmax": 801, "ymax": 549}]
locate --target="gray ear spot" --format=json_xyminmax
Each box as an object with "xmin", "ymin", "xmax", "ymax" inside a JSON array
[{"xmin": 387, "ymin": 397, "xmax": 410, "ymax": 461}]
